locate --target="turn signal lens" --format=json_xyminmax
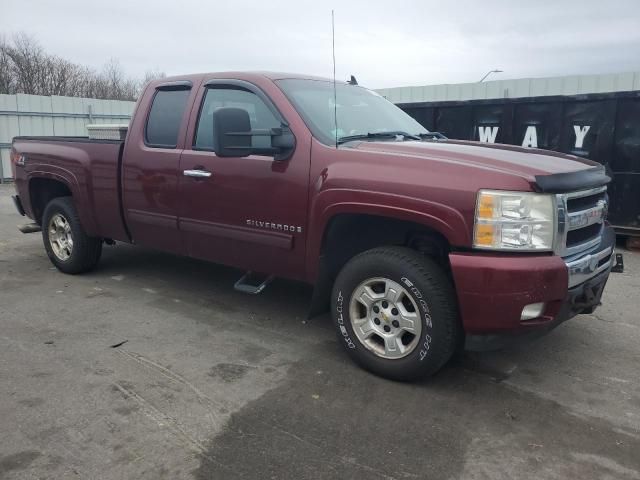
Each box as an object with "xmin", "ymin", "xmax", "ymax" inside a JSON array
[
  {"xmin": 477, "ymin": 194, "xmax": 495, "ymax": 219},
  {"xmin": 474, "ymin": 223, "xmax": 495, "ymax": 246}
]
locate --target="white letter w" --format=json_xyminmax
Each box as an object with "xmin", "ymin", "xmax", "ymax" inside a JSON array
[{"xmin": 478, "ymin": 126, "xmax": 499, "ymax": 143}]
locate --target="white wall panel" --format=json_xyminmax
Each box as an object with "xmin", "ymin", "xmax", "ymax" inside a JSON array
[
  {"xmin": 0, "ymin": 94, "xmax": 135, "ymax": 181},
  {"xmin": 1, "ymin": 149, "xmax": 10, "ymax": 181}
]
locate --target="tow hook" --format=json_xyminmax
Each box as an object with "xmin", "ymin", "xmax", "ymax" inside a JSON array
[{"xmin": 611, "ymin": 253, "xmax": 624, "ymax": 273}]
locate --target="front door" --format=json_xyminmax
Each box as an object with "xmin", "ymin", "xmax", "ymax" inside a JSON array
[{"xmin": 177, "ymin": 81, "xmax": 310, "ymax": 280}]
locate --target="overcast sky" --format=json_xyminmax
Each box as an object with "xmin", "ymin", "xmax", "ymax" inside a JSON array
[{"xmin": 3, "ymin": 0, "xmax": 640, "ymax": 89}]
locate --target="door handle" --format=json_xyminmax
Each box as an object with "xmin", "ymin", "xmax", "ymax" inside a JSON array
[{"xmin": 183, "ymin": 169, "xmax": 212, "ymax": 178}]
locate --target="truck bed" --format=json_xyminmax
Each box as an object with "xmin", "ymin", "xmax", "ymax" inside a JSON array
[{"xmin": 11, "ymin": 136, "xmax": 129, "ymax": 242}]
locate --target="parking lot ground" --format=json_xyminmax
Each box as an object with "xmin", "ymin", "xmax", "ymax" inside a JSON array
[{"xmin": 1, "ymin": 182, "xmax": 639, "ymax": 480}]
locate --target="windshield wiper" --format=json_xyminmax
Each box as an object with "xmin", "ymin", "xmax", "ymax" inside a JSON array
[
  {"xmin": 417, "ymin": 132, "xmax": 448, "ymax": 140},
  {"xmin": 337, "ymin": 131, "xmax": 421, "ymax": 144}
]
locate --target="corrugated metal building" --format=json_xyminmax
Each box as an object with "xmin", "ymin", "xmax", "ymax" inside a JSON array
[
  {"xmin": 0, "ymin": 94, "xmax": 135, "ymax": 181},
  {"xmin": 375, "ymin": 71, "xmax": 640, "ymax": 103}
]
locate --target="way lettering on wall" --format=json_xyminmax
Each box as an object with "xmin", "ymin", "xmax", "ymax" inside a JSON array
[{"xmin": 477, "ymin": 125, "xmax": 592, "ymax": 149}]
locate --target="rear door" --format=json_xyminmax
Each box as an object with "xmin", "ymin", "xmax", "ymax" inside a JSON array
[
  {"xmin": 177, "ymin": 79, "xmax": 311, "ymax": 280},
  {"xmin": 122, "ymin": 81, "xmax": 197, "ymax": 253}
]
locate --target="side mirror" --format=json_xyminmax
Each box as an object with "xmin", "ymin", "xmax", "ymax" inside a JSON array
[
  {"xmin": 212, "ymin": 106, "xmax": 296, "ymax": 160},
  {"xmin": 213, "ymin": 107, "xmax": 252, "ymax": 157},
  {"xmin": 271, "ymin": 128, "xmax": 295, "ymax": 151}
]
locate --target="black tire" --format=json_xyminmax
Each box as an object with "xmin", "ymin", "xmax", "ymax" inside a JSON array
[
  {"xmin": 331, "ymin": 246, "xmax": 461, "ymax": 381},
  {"xmin": 42, "ymin": 196, "xmax": 102, "ymax": 274}
]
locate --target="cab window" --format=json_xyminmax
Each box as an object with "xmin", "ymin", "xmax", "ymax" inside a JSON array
[
  {"xmin": 194, "ymin": 87, "xmax": 280, "ymax": 151},
  {"xmin": 145, "ymin": 87, "xmax": 190, "ymax": 148}
]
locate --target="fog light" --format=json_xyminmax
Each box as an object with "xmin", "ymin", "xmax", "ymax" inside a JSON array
[{"xmin": 521, "ymin": 302, "xmax": 545, "ymax": 321}]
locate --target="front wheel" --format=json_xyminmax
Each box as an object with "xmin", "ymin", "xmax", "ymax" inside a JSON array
[
  {"xmin": 331, "ymin": 246, "xmax": 460, "ymax": 381},
  {"xmin": 42, "ymin": 197, "xmax": 102, "ymax": 274}
]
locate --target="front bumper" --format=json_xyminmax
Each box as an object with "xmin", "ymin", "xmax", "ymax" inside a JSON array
[{"xmin": 450, "ymin": 226, "xmax": 616, "ymax": 351}]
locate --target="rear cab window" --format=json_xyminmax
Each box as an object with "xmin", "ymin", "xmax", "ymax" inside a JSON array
[{"xmin": 145, "ymin": 86, "xmax": 191, "ymax": 148}]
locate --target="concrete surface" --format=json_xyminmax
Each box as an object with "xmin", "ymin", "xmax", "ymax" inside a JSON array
[{"xmin": 0, "ymin": 183, "xmax": 639, "ymax": 480}]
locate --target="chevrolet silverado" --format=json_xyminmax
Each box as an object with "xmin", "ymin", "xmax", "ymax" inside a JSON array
[{"xmin": 10, "ymin": 72, "xmax": 616, "ymax": 380}]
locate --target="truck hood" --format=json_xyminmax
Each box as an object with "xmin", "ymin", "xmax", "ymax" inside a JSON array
[{"xmin": 349, "ymin": 139, "xmax": 609, "ymax": 192}]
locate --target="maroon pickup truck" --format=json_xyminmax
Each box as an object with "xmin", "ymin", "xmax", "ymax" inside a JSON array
[{"xmin": 10, "ymin": 72, "xmax": 617, "ymax": 380}]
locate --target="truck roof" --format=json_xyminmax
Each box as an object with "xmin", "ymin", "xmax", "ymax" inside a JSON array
[{"xmin": 148, "ymin": 71, "xmax": 343, "ymax": 89}]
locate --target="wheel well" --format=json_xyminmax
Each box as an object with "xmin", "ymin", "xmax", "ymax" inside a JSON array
[
  {"xmin": 321, "ymin": 213, "xmax": 450, "ymax": 275},
  {"xmin": 29, "ymin": 178, "xmax": 72, "ymax": 224},
  {"xmin": 308, "ymin": 213, "xmax": 451, "ymax": 318}
]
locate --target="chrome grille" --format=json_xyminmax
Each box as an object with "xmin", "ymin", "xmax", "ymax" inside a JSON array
[{"xmin": 555, "ymin": 186, "xmax": 608, "ymax": 258}]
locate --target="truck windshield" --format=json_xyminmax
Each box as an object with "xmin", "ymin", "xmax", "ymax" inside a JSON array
[{"xmin": 276, "ymin": 79, "xmax": 429, "ymax": 146}]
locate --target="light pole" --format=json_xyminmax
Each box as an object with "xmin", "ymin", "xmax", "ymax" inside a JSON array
[{"xmin": 479, "ymin": 69, "xmax": 503, "ymax": 82}]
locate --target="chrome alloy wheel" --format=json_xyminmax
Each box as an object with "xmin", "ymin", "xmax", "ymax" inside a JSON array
[
  {"xmin": 349, "ymin": 277, "xmax": 422, "ymax": 359},
  {"xmin": 48, "ymin": 213, "xmax": 73, "ymax": 261}
]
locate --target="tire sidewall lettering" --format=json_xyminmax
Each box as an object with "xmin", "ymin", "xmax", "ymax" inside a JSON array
[
  {"xmin": 401, "ymin": 276, "xmax": 433, "ymax": 362},
  {"xmin": 336, "ymin": 290, "xmax": 356, "ymax": 349}
]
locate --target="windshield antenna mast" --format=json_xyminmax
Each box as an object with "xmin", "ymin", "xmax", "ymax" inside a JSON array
[{"xmin": 332, "ymin": 10, "xmax": 338, "ymax": 149}]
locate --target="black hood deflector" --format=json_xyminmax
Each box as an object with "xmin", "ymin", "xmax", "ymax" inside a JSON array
[{"xmin": 535, "ymin": 165, "xmax": 610, "ymax": 193}]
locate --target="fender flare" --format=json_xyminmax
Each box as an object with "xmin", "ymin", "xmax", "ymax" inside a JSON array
[
  {"xmin": 27, "ymin": 167, "xmax": 98, "ymax": 235},
  {"xmin": 305, "ymin": 190, "xmax": 471, "ymax": 282}
]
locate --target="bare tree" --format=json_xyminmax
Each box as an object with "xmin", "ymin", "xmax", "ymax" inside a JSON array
[
  {"xmin": 138, "ymin": 69, "xmax": 167, "ymax": 96},
  {"xmin": 0, "ymin": 33, "xmax": 152, "ymax": 101},
  {"xmin": 142, "ymin": 69, "xmax": 167, "ymax": 84},
  {"xmin": 5, "ymin": 33, "xmax": 45, "ymax": 95},
  {"xmin": 0, "ymin": 35, "xmax": 16, "ymax": 94}
]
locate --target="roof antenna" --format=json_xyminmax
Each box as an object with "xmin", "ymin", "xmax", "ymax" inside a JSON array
[
  {"xmin": 348, "ymin": 75, "xmax": 358, "ymax": 85},
  {"xmin": 332, "ymin": 10, "xmax": 338, "ymax": 149}
]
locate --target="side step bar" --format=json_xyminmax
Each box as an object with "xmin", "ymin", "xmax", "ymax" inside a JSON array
[
  {"xmin": 234, "ymin": 271, "xmax": 274, "ymax": 295},
  {"xmin": 18, "ymin": 223, "xmax": 41, "ymax": 234}
]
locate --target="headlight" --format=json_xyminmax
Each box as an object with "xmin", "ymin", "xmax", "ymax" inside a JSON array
[{"xmin": 473, "ymin": 190, "xmax": 555, "ymax": 251}]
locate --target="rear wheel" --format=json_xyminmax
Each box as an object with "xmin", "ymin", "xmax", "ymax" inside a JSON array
[
  {"xmin": 331, "ymin": 246, "xmax": 460, "ymax": 381},
  {"xmin": 42, "ymin": 197, "xmax": 102, "ymax": 274}
]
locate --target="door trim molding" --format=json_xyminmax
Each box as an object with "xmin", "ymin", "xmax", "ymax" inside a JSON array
[{"xmin": 127, "ymin": 209, "xmax": 178, "ymax": 228}]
